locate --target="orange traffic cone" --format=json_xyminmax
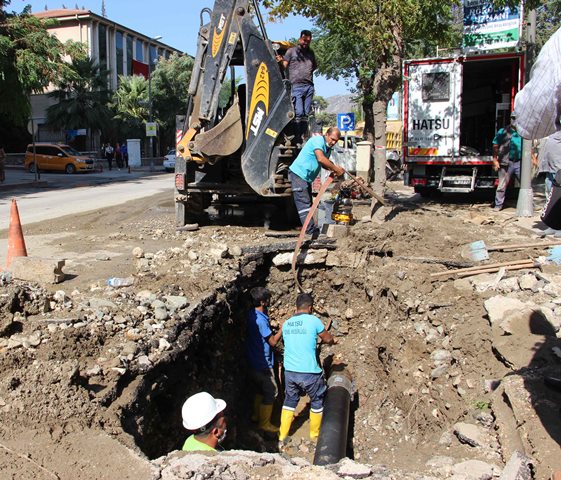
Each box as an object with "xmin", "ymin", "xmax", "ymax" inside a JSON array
[{"xmin": 6, "ymin": 199, "xmax": 28, "ymax": 269}]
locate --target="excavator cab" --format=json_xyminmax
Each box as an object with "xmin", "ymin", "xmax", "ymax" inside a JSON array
[{"xmin": 175, "ymin": 0, "xmax": 298, "ymax": 226}]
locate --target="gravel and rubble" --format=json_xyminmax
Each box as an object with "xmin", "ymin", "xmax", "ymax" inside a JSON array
[{"xmin": 0, "ymin": 190, "xmax": 560, "ymax": 479}]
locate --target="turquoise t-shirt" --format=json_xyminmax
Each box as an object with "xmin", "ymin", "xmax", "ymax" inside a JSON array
[
  {"xmin": 493, "ymin": 127, "xmax": 522, "ymax": 162},
  {"xmin": 289, "ymin": 136, "xmax": 331, "ymax": 183},
  {"xmin": 282, "ymin": 313, "xmax": 325, "ymax": 374}
]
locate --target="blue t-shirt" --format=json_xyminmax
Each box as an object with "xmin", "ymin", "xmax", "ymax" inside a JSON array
[
  {"xmin": 282, "ymin": 313, "xmax": 325, "ymax": 374},
  {"xmin": 246, "ymin": 309, "xmax": 274, "ymax": 370},
  {"xmin": 493, "ymin": 127, "xmax": 522, "ymax": 162},
  {"xmin": 289, "ymin": 136, "xmax": 331, "ymax": 183}
]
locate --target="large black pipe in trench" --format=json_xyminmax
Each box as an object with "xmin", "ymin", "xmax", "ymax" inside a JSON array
[{"xmin": 313, "ymin": 368, "xmax": 353, "ymax": 466}]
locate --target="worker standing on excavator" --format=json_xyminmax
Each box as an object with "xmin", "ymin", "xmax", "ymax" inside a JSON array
[
  {"xmin": 246, "ymin": 287, "xmax": 282, "ymax": 434},
  {"xmin": 288, "ymin": 127, "xmax": 345, "ymax": 236},
  {"xmin": 279, "ymin": 293, "xmax": 336, "ymax": 446}
]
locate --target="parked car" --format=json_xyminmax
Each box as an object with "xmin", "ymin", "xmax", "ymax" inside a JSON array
[
  {"xmin": 163, "ymin": 149, "xmax": 176, "ymax": 172},
  {"xmin": 24, "ymin": 143, "xmax": 95, "ymax": 174}
]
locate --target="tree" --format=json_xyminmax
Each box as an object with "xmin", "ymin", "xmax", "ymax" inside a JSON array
[
  {"xmin": 111, "ymin": 75, "xmax": 149, "ymax": 137},
  {"xmin": 313, "ymin": 95, "xmax": 328, "ymax": 112},
  {"xmin": 0, "ymin": 1, "xmax": 69, "ymax": 125},
  {"xmin": 264, "ymin": 0, "xmax": 458, "ymax": 195},
  {"xmin": 46, "ymin": 50, "xmax": 112, "ymax": 149},
  {"xmin": 150, "ymin": 53, "xmax": 194, "ymax": 152}
]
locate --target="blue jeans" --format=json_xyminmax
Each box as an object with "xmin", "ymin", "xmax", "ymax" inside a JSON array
[
  {"xmin": 545, "ymin": 172, "xmax": 555, "ymax": 199},
  {"xmin": 283, "ymin": 371, "xmax": 327, "ymax": 413},
  {"xmin": 289, "ymin": 170, "xmax": 316, "ymax": 234},
  {"xmin": 291, "ymin": 83, "xmax": 314, "ymax": 119},
  {"xmin": 494, "ymin": 160, "xmax": 521, "ymax": 209}
]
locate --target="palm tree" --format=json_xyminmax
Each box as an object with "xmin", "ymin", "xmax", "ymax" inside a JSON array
[
  {"xmin": 111, "ymin": 75, "xmax": 149, "ymax": 133},
  {"xmin": 46, "ymin": 56, "xmax": 111, "ymax": 149}
]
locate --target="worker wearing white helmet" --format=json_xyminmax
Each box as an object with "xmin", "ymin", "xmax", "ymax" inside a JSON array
[{"xmin": 181, "ymin": 392, "xmax": 227, "ymax": 452}]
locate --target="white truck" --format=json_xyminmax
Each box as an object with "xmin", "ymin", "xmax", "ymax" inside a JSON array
[{"xmin": 403, "ymin": 52, "xmax": 524, "ymax": 196}]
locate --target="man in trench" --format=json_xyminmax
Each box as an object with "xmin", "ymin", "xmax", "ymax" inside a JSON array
[
  {"xmin": 279, "ymin": 293, "xmax": 336, "ymax": 446},
  {"xmin": 246, "ymin": 287, "xmax": 283, "ymax": 434},
  {"xmin": 181, "ymin": 391, "xmax": 228, "ymax": 452}
]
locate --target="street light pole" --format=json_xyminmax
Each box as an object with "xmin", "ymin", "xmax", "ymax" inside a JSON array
[{"xmin": 147, "ymin": 36, "xmax": 162, "ymax": 162}]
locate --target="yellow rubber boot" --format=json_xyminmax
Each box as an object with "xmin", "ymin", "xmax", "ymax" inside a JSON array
[
  {"xmin": 251, "ymin": 394, "xmax": 263, "ymax": 423},
  {"xmin": 309, "ymin": 411, "xmax": 323, "ymax": 441},
  {"xmin": 278, "ymin": 408, "xmax": 294, "ymax": 441},
  {"xmin": 258, "ymin": 404, "xmax": 279, "ymax": 433}
]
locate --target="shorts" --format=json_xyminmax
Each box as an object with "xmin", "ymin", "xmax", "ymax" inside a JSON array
[{"xmin": 283, "ymin": 370, "xmax": 326, "ymax": 413}]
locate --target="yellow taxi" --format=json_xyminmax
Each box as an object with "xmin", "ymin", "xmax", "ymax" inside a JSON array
[{"xmin": 25, "ymin": 143, "xmax": 95, "ymax": 174}]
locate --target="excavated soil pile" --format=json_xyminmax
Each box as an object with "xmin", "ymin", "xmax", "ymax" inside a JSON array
[{"xmin": 0, "ymin": 190, "xmax": 559, "ymax": 479}]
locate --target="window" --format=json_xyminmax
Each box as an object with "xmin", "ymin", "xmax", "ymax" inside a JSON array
[
  {"xmin": 136, "ymin": 39, "xmax": 143, "ymax": 61},
  {"xmin": 126, "ymin": 35, "xmax": 133, "ymax": 75},
  {"xmin": 150, "ymin": 45, "xmax": 157, "ymax": 70},
  {"xmin": 116, "ymin": 31, "xmax": 124, "ymax": 76},
  {"xmin": 422, "ymin": 72, "xmax": 450, "ymax": 102},
  {"xmin": 98, "ymin": 24, "xmax": 107, "ymax": 71}
]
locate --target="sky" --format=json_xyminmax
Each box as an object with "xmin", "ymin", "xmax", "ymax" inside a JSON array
[{"xmin": 14, "ymin": 0, "xmax": 353, "ymax": 98}]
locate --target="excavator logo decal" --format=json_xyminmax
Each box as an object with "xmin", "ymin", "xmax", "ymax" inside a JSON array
[
  {"xmin": 247, "ymin": 63, "xmax": 269, "ymax": 139},
  {"xmin": 212, "ymin": 14, "xmax": 227, "ymax": 58}
]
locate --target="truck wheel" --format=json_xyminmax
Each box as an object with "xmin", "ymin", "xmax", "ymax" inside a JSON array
[{"xmin": 414, "ymin": 186, "xmax": 433, "ymax": 198}]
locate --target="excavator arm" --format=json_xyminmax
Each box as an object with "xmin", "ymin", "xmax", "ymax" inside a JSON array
[{"xmin": 177, "ymin": 0, "xmax": 295, "ymax": 197}]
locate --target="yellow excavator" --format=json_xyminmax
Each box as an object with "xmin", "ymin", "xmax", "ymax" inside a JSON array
[{"xmin": 174, "ymin": 0, "xmax": 300, "ymax": 226}]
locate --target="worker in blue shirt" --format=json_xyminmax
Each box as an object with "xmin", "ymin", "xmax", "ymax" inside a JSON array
[
  {"xmin": 492, "ymin": 115, "xmax": 523, "ymax": 211},
  {"xmin": 279, "ymin": 293, "xmax": 336, "ymax": 445},
  {"xmin": 288, "ymin": 127, "xmax": 345, "ymax": 235},
  {"xmin": 246, "ymin": 287, "xmax": 282, "ymax": 434}
]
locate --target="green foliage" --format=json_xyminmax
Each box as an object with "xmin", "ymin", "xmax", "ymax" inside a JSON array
[
  {"xmin": 474, "ymin": 400, "xmax": 491, "ymax": 411},
  {"xmin": 46, "ymin": 54, "xmax": 112, "ymax": 135},
  {"xmin": 315, "ymin": 111, "xmax": 336, "ymax": 126},
  {"xmin": 313, "ymin": 95, "xmax": 328, "ymax": 111},
  {"xmin": 111, "ymin": 75, "xmax": 149, "ymax": 133},
  {"xmin": 0, "ymin": 3, "xmax": 69, "ymax": 124},
  {"xmin": 535, "ymin": 0, "xmax": 561, "ymax": 47},
  {"xmin": 264, "ymin": 0, "xmax": 458, "ymax": 140}
]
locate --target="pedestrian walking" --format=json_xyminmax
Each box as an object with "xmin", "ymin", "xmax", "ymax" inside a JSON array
[
  {"xmin": 115, "ymin": 143, "xmax": 123, "ymax": 169},
  {"xmin": 104, "ymin": 143, "xmax": 114, "ymax": 171},
  {"xmin": 0, "ymin": 143, "xmax": 6, "ymax": 183},
  {"xmin": 279, "ymin": 293, "xmax": 336, "ymax": 446},
  {"xmin": 121, "ymin": 142, "xmax": 128, "ymax": 168},
  {"xmin": 491, "ymin": 114, "xmax": 522, "ymax": 211}
]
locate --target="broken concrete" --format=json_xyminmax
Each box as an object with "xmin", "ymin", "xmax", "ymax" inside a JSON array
[
  {"xmin": 272, "ymin": 249, "xmax": 329, "ymax": 266},
  {"xmin": 9, "ymin": 256, "xmax": 65, "ymax": 284},
  {"xmin": 498, "ymin": 451, "xmax": 532, "ymax": 480}
]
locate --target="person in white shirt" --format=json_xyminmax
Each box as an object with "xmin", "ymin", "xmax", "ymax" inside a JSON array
[{"xmin": 514, "ymin": 27, "xmax": 561, "ymax": 140}]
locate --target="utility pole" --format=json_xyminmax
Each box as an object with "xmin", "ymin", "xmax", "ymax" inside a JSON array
[
  {"xmin": 147, "ymin": 36, "xmax": 162, "ymax": 164},
  {"xmin": 516, "ymin": 8, "xmax": 536, "ymax": 217}
]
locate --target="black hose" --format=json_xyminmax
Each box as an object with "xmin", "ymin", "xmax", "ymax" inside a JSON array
[{"xmin": 313, "ymin": 371, "xmax": 353, "ymax": 466}]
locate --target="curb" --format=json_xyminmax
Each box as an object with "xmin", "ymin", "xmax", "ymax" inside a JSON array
[{"xmin": 0, "ymin": 181, "xmax": 48, "ymax": 192}]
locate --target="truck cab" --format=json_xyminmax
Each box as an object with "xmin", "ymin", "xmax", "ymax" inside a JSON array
[{"xmin": 403, "ymin": 52, "xmax": 524, "ymax": 196}]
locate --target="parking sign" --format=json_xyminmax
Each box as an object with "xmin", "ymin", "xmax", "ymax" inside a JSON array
[{"xmin": 337, "ymin": 113, "xmax": 355, "ymax": 132}]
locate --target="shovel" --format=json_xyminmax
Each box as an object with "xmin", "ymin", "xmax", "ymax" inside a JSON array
[{"xmin": 462, "ymin": 239, "xmax": 561, "ymax": 261}]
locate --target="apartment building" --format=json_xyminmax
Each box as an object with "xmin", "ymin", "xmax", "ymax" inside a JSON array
[{"xmin": 30, "ymin": 8, "xmax": 182, "ymax": 146}]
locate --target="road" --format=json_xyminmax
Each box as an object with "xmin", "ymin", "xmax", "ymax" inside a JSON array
[{"xmin": 0, "ymin": 170, "xmax": 174, "ymax": 226}]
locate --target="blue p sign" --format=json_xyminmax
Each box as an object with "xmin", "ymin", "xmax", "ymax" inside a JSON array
[{"xmin": 337, "ymin": 113, "xmax": 355, "ymax": 132}]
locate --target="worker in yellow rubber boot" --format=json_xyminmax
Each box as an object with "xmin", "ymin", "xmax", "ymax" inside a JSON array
[
  {"xmin": 246, "ymin": 287, "xmax": 283, "ymax": 434},
  {"xmin": 279, "ymin": 293, "xmax": 336, "ymax": 446},
  {"xmin": 181, "ymin": 392, "xmax": 228, "ymax": 452}
]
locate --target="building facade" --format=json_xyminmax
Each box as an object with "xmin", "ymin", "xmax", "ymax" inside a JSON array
[{"xmin": 30, "ymin": 8, "xmax": 182, "ymax": 150}]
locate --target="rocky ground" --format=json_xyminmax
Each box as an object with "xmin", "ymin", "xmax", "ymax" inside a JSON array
[{"xmin": 0, "ymin": 184, "xmax": 560, "ymax": 479}]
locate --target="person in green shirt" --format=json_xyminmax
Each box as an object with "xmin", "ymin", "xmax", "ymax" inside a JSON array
[{"xmin": 181, "ymin": 392, "xmax": 227, "ymax": 452}]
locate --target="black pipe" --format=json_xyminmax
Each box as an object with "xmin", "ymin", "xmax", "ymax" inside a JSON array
[{"xmin": 313, "ymin": 370, "xmax": 353, "ymax": 466}]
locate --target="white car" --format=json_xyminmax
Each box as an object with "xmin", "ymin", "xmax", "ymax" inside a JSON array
[{"xmin": 163, "ymin": 149, "xmax": 176, "ymax": 172}]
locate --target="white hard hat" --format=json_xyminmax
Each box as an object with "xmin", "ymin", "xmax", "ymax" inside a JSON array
[{"xmin": 181, "ymin": 392, "xmax": 226, "ymax": 431}]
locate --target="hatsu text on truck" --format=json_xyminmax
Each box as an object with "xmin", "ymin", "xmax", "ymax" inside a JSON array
[{"xmin": 403, "ymin": 52, "xmax": 524, "ymax": 196}]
